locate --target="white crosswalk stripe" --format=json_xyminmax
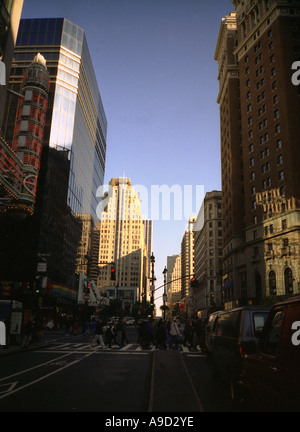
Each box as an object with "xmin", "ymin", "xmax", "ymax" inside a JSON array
[{"xmin": 44, "ymin": 342, "xmax": 205, "ymax": 354}]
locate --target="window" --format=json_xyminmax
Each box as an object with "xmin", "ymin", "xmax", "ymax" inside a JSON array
[
  {"xmin": 215, "ymin": 310, "xmax": 241, "ymax": 338},
  {"xmin": 285, "ymin": 267, "xmax": 293, "ymax": 295},
  {"xmin": 261, "ymin": 310, "xmax": 283, "ymax": 356},
  {"xmin": 282, "ymin": 219, "xmax": 287, "ymax": 229},
  {"xmin": 253, "ymin": 313, "xmax": 270, "ymax": 338},
  {"xmin": 269, "ymin": 271, "xmax": 276, "ymax": 296}
]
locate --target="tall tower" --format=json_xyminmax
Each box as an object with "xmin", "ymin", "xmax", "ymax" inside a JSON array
[
  {"xmin": 3, "ymin": 18, "xmax": 107, "ymax": 220},
  {"xmin": 167, "ymin": 254, "xmax": 182, "ymax": 311},
  {"xmin": 97, "ymin": 177, "xmax": 148, "ymax": 310},
  {"xmin": 0, "ymin": 18, "xmax": 107, "ymax": 289},
  {"xmin": 194, "ymin": 191, "xmax": 223, "ymax": 315},
  {"xmin": 216, "ymin": 1, "xmax": 300, "ymax": 307},
  {"xmin": 181, "ymin": 215, "xmax": 196, "ymax": 317},
  {"xmin": 215, "ymin": 13, "xmax": 243, "ymax": 305}
]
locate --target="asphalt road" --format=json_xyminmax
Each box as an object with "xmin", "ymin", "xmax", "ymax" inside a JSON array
[{"xmin": 0, "ymin": 327, "xmax": 243, "ymax": 413}]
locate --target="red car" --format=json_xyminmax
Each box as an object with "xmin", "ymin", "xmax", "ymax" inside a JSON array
[{"xmin": 241, "ymin": 296, "xmax": 300, "ymax": 412}]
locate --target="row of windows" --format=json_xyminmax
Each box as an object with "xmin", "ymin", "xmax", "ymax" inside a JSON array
[
  {"xmin": 250, "ymin": 169, "xmax": 285, "ymax": 184},
  {"xmin": 268, "ymin": 267, "xmax": 295, "ymax": 296},
  {"xmin": 249, "ymin": 154, "xmax": 283, "ymax": 168}
]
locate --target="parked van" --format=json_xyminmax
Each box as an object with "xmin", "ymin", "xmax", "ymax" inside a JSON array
[
  {"xmin": 209, "ymin": 305, "xmax": 271, "ymax": 401},
  {"xmin": 205, "ymin": 311, "xmax": 221, "ymax": 361},
  {"xmin": 241, "ymin": 296, "xmax": 300, "ymax": 411}
]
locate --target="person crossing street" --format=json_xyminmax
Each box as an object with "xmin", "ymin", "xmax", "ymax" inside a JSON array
[{"xmin": 90, "ymin": 319, "xmax": 106, "ymax": 349}]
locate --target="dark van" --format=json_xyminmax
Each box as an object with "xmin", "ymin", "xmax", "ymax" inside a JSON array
[
  {"xmin": 205, "ymin": 311, "xmax": 221, "ymax": 361},
  {"xmin": 210, "ymin": 305, "xmax": 271, "ymax": 401},
  {"xmin": 241, "ymin": 296, "xmax": 300, "ymax": 412}
]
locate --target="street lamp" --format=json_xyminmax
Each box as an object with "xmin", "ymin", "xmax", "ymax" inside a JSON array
[
  {"xmin": 162, "ymin": 266, "xmax": 168, "ymax": 319},
  {"xmin": 150, "ymin": 253, "xmax": 156, "ymax": 318}
]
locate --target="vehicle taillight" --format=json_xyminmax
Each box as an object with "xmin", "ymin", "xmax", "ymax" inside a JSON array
[{"xmin": 239, "ymin": 345, "xmax": 246, "ymax": 358}]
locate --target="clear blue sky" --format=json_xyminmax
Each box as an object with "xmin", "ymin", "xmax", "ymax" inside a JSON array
[{"xmin": 21, "ymin": 0, "xmax": 234, "ymax": 311}]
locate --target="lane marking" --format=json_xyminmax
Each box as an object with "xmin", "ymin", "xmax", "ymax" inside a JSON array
[
  {"xmin": 0, "ymin": 353, "xmax": 72, "ymax": 382},
  {"xmin": 0, "ymin": 351, "xmax": 95, "ymax": 400},
  {"xmin": 180, "ymin": 354, "xmax": 205, "ymax": 412}
]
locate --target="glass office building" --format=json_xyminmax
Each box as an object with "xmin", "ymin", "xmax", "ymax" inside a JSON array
[
  {"xmin": 0, "ymin": 18, "xmax": 107, "ymax": 290},
  {"xmin": 4, "ymin": 17, "xmax": 107, "ymax": 221}
]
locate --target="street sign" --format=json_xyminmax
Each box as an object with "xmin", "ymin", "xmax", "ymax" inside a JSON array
[
  {"xmin": 150, "ymin": 285, "xmax": 155, "ymax": 291},
  {"xmin": 37, "ymin": 262, "xmax": 47, "ymax": 272},
  {"xmin": 83, "ymin": 294, "xmax": 90, "ymax": 300}
]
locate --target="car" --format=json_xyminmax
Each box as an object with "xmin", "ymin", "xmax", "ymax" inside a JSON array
[
  {"xmin": 241, "ymin": 296, "xmax": 300, "ymax": 412},
  {"xmin": 205, "ymin": 310, "xmax": 221, "ymax": 362},
  {"xmin": 209, "ymin": 305, "xmax": 271, "ymax": 401},
  {"xmin": 124, "ymin": 317, "xmax": 135, "ymax": 326}
]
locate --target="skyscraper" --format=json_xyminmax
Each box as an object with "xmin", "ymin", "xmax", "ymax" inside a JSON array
[
  {"xmin": 193, "ymin": 191, "xmax": 223, "ymax": 316},
  {"xmin": 0, "ymin": 18, "xmax": 107, "ymax": 296},
  {"xmin": 3, "ymin": 18, "xmax": 107, "ymax": 220},
  {"xmin": 97, "ymin": 177, "xmax": 149, "ymax": 312},
  {"xmin": 167, "ymin": 254, "xmax": 181, "ymax": 310},
  {"xmin": 181, "ymin": 215, "xmax": 196, "ymax": 317},
  {"xmin": 216, "ymin": 1, "xmax": 300, "ymax": 308}
]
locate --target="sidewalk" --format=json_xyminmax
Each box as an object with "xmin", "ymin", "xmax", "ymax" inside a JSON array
[{"xmin": 0, "ymin": 330, "xmax": 65, "ymax": 357}]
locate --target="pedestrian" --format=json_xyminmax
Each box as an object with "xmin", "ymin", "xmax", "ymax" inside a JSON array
[
  {"xmin": 90, "ymin": 318, "xmax": 97, "ymax": 338},
  {"xmin": 141, "ymin": 319, "xmax": 154, "ymax": 349},
  {"xmin": 22, "ymin": 317, "xmax": 34, "ymax": 348},
  {"xmin": 90, "ymin": 319, "xmax": 106, "ymax": 349},
  {"xmin": 119, "ymin": 317, "xmax": 128, "ymax": 346},
  {"xmin": 183, "ymin": 320, "xmax": 192, "ymax": 348},
  {"xmin": 64, "ymin": 316, "xmax": 73, "ymax": 336},
  {"xmin": 169, "ymin": 318, "xmax": 180, "ymax": 350},
  {"xmin": 105, "ymin": 323, "xmax": 114, "ymax": 348},
  {"xmin": 73, "ymin": 319, "xmax": 79, "ymax": 335},
  {"xmin": 155, "ymin": 319, "xmax": 167, "ymax": 349},
  {"xmin": 83, "ymin": 320, "xmax": 90, "ymax": 336},
  {"xmin": 107, "ymin": 320, "xmax": 117, "ymax": 347}
]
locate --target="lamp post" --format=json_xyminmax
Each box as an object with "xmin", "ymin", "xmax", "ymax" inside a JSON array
[
  {"xmin": 162, "ymin": 266, "xmax": 168, "ymax": 319},
  {"xmin": 150, "ymin": 253, "xmax": 156, "ymax": 318}
]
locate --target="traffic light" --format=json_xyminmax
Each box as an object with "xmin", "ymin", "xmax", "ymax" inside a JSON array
[
  {"xmin": 190, "ymin": 277, "xmax": 197, "ymax": 288},
  {"xmin": 35, "ymin": 277, "xmax": 41, "ymax": 294},
  {"xmin": 84, "ymin": 280, "xmax": 91, "ymax": 294},
  {"xmin": 110, "ymin": 264, "xmax": 116, "ymax": 281}
]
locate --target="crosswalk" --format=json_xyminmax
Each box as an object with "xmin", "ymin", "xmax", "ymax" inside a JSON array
[{"xmin": 42, "ymin": 341, "xmax": 205, "ymax": 355}]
